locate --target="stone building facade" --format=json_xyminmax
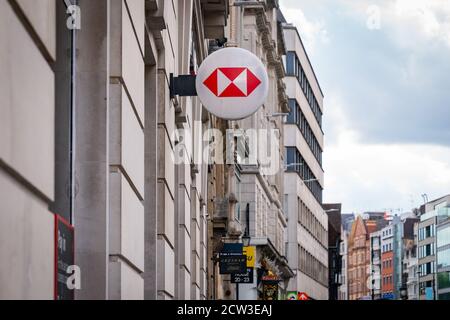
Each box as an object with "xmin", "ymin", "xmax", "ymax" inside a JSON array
[
  {"xmin": 207, "ymin": 0, "xmax": 293, "ymax": 301},
  {"xmin": 0, "ymin": 0, "xmax": 228, "ymax": 300},
  {"xmin": 0, "ymin": 0, "xmax": 57, "ymax": 299}
]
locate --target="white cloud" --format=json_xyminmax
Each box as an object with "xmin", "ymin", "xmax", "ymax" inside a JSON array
[
  {"xmin": 281, "ymin": 7, "xmax": 329, "ymax": 54},
  {"xmin": 387, "ymin": 0, "xmax": 450, "ymax": 49},
  {"xmin": 323, "ymin": 92, "xmax": 450, "ymax": 214},
  {"xmin": 337, "ymin": 0, "xmax": 450, "ymax": 49},
  {"xmin": 324, "ymin": 139, "xmax": 450, "ymax": 214}
]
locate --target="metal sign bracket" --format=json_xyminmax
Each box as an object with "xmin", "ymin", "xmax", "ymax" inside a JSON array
[{"xmin": 170, "ymin": 73, "xmax": 197, "ymax": 99}]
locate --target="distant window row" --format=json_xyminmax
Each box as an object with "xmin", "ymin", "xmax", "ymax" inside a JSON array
[
  {"xmin": 285, "ymin": 51, "xmax": 322, "ymax": 127},
  {"xmin": 382, "ymin": 276, "xmax": 393, "ymax": 285},
  {"xmin": 419, "ymin": 262, "xmax": 436, "ymax": 276},
  {"xmin": 286, "ymin": 99, "xmax": 322, "ymax": 165},
  {"xmin": 382, "ymin": 228, "xmax": 392, "ymax": 237},
  {"xmin": 298, "ymin": 198, "xmax": 327, "ymax": 247},
  {"xmin": 286, "ymin": 147, "xmax": 323, "ymax": 203},
  {"xmin": 298, "ymin": 245, "xmax": 328, "ymax": 286},
  {"xmin": 382, "ymin": 243, "xmax": 392, "ymax": 253},
  {"xmin": 419, "ymin": 243, "xmax": 435, "ymax": 259},
  {"xmin": 419, "ymin": 224, "xmax": 435, "ymax": 241},
  {"xmin": 383, "ymin": 259, "xmax": 393, "ymax": 269}
]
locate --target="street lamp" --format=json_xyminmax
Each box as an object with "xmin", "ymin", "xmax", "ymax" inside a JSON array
[
  {"xmin": 266, "ymin": 112, "xmax": 289, "ymax": 120},
  {"xmin": 400, "ymin": 287, "xmax": 408, "ymax": 300},
  {"xmin": 371, "ymin": 269, "xmax": 375, "ymax": 300},
  {"xmin": 325, "ymin": 209, "xmax": 339, "ymax": 213}
]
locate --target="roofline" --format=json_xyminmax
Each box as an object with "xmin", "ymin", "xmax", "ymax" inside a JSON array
[
  {"xmin": 426, "ymin": 194, "xmax": 450, "ymax": 205},
  {"xmin": 282, "ymin": 23, "xmax": 325, "ymax": 98}
]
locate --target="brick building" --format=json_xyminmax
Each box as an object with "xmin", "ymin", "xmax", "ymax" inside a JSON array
[{"xmin": 347, "ymin": 216, "xmax": 379, "ymax": 300}]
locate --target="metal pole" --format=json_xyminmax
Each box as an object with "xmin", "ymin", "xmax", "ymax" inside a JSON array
[
  {"xmin": 213, "ymin": 257, "xmax": 216, "ymax": 300},
  {"xmin": 434, "ymin": 270, "xmax": 437, "ymax": 300}
]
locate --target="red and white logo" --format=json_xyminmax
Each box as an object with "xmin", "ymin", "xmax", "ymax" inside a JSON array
[
  {"xmin": 203, "ymin": 67, "xmax": 262, "ymax": 98},
  {"xmin": 195, "ymin": 47, "xmax": 268, "ymax": 120},
  {"xmin": 297, "ymin": 292, "xmax": 310, "ymax": 300}
]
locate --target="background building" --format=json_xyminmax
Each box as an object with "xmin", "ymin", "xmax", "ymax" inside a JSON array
[
  {"xmin": 398, "ymin": 216, "xmax": 419, "ymax": 299},
  {"xmin": 380, "ymin": 222, "xmax": 394, "ymax": 299},
  {"xmin": 404, "ymin": 224, "xmax": 419, "ymax": 300},
  {"xmin": 418, "ymin": 198, "xmax": 442, "ymax": 299},
  {"xmin": 283, "ymin": 19, "xmax": 328, "ymax": 300},
  {"xmin": 338, "ymin": 213, "xmax": 354, "ymax": 300},
  {"xmin": 348, "ymin": 216, "xmax": 372, "ymax": 300},
  {"xmin": 324, "ymin": 203, "xmax": 342, "ymax": 300},
  {"xmin": 348, "ymin": 213, "xmax": 385, "ymax": 300},
  {"xmin": 435, "ymin": 196, "xmax": 450, "ymax": 300},
  {"xmin": 370, "ymin": 231, "xmax": 382, "ymax": 300}
]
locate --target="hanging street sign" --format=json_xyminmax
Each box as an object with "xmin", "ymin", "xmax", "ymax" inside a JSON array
[
  {"xmin": 231, "ymin": 268, "xmax": 254, "ymax": 284},
  {"xmin": 219, "ymin": 255, "xmax": 247, "ymax": 274},
  {"xmin": 262, "ymin": 282, "xmax": 279, "ymax": 300},
  {"xmin": 222, "ymin": 243, "xmax": 243, "ymax": 254},
  {"xmin": 243, "ymin": 246, "xmax": 255, "ymax": 268},
  {"xmin": 195, "ymin": 47, "xmax": 269, "ymax": 120},
  {"xmin": 219, "ymin": 243, "xmax": 246, "ymax": 274}
]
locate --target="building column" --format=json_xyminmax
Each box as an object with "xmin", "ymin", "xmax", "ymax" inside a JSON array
[
  {"xmin": 74, "ymin": 0, "xmax": 110, "ymax": 300},
  {"xmin": 108, "ymin": 0, "xmax": 146, "ymax": 300},
  {"xmin": 144, "ymin": 58, "xmax": 158, "ymax": 300}
]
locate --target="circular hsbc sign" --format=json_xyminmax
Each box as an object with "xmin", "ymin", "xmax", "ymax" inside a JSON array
[{"xmin": 196, "ymin": 47, "xmax": 269, "ymax": 120}]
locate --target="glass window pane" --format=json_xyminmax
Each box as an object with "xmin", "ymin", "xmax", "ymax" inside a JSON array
[
  {"xmin": 438, "ymin": 226, "xmax": 450, "ymax": 248},
  {"xmin": 286, "ymin": 52, "xmax": 295, "ymax": 75}
]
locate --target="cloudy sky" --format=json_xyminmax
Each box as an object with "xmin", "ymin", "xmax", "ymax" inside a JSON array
[{"xmin": 279, "ymin": 0, "xmax": 450, "ymax": 214}]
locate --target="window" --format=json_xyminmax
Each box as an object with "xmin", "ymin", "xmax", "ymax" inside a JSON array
[
  {"xmin": 420, "ymin": 244, "xmax": 436, "ymax": 258},
  {"xmin": 437, "ymin": 226, "xmax": 450, "ymax": 248},
  {"xmin": 426, "ymin": 226, "xmax": 432, "ymax": 238},
  {"xmin": 420, "ymin": 225, "xmax": 435, "ymax": 241},
  {"xmin": 420, "ymin": 262, "xmax": 436, "ymax": 276},
  {"xmin": 285, "ymin": 51, "xmax": 322, "ymax": 127},
  {"xmin": 437, "ymin": 248, "xmax": 450, "ymax": 269},
  {"xmin": 298, "ymin": 245, "xmax": 328, "ymax": 286},
  {"xmin": 285, "ymin": 147, "xmax": 323, "ymax": 203},
  {"xmin": 438, "ymin": 272, "xmax": 450, "ymax": 290}
]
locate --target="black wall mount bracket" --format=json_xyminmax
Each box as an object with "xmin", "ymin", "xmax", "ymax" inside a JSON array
[{"xmin": 170, "ymin": 73, "xmax": 198, "ymax": 99}]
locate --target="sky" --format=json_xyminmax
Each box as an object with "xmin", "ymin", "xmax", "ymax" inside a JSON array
[{"xmin": 279, "ymin": 0, "xmax": 450, "ymax": 214}]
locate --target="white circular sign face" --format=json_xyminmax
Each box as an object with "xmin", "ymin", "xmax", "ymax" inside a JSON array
[{"xmin": 196, "ymin": 47, "xmax": 269, "ymax": 120}]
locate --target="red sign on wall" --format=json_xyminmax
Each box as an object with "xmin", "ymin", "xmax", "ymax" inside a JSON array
[{"xmin": 298, "ymin": 292, "xmax": 310, "ymax": 300}]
